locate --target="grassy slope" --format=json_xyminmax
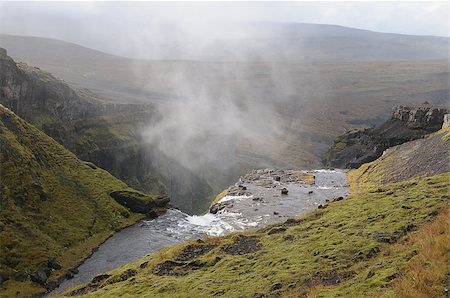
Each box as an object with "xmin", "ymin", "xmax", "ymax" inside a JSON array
[
  {"xmin": 60, "ymin": 131, "xmax": 449, "ymax": 297},
  {"xmin": 348, "ymin": 127, "xmax": 450, "ymax": 193},
  {"xmin": 0, "ymin": 106, "xmax": 164, "ymax": 297}
]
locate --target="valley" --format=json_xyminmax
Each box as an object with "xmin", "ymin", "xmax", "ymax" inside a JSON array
[{"xmin": 0, "ymin": 14, "xmax": 449, "ymax": 298}]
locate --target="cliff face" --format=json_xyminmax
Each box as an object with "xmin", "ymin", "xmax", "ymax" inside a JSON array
[
  {"xmin": 323, "ymin": 104, "xmax": 449, "ymax": 169},
  {"xmin": 0, "ymin": 48, "xmax": 214, "ymax": 214},
  {"xmin": 1, "ymin": 48, "xmax": 151, "ymax": 122},
  {"xmin": 1, "ymin": 48, "xmax": 96, "ymax": 122},
  {"xmin": 392, "ymin": 105, "xmax": 448, "ymax": 131}
]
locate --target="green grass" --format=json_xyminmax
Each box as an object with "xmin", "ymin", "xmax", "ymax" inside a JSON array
[
  {"xmin": 0, "ymin": 106, "xmax": 167, "ymax": 297},
  {"xmin": 60, "ymin": 172, "xmax": 449, "ymax": 298}
]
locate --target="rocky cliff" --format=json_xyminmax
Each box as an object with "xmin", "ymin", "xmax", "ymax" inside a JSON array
[
  {"xmin": 323, "ymin": 104, "xmax": 449, "ymax": 169},
  {"xmin": 0, "ymin": 48, "xmax": 214, "ymax": 214},
  {"xmin": 1, "ymin": 47, "xmax": 151, "ymax": 122}
]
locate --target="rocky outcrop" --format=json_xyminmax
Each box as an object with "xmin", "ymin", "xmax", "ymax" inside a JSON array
[
  {"xmin": 1, "ymin": 48, "xmax": 97, "ymax": 121},
  {"xmin": 442, "ymin": 114, "xmax": 450, "ymax": 129},
  {"xmin": 391, "ymin": 105, "xmax": 448, "ymax": 131},
  {"xmin": 324, "ymin": 105, "xmax": 449, "ymax": 169},
  {"xmin": 0, "ymin": 47, "xmax": 152, "ymax": 122},
  {"xmin": 109, "ymin": 190, "xmax": 170, "ymax": 217},
  {"xmin": 0, "ymin": 49, "xmax": 215, "ymax": 214}
]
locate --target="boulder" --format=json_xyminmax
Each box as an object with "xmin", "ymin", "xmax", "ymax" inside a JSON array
[
  {"xmin": 281, "ymin": 188, "xmax": 288, "ymax": 195},
  {"xmin": 48, "ymin": 258, "xmax": 62, "ymax": 270},
  {"xmin": 110, "ymin": 190, "xmax": 169, "ymax": 215},
  {"xmin": 30, "ymin": 267, "xmax": 51, "ymax": 285},
  {"xmin": 0, "ymin": 273, "xmax": 8, "ymax": 285}
]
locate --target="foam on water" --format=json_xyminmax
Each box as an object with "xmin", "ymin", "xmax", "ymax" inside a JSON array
[{"xmin": 218, "ymin": 194, "xmax": 253, "ymax": 203}]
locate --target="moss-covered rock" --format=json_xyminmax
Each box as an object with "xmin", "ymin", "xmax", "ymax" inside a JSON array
[{"xmin": 109, "ymin": 191, "xmax": 169, "ymax": 215}]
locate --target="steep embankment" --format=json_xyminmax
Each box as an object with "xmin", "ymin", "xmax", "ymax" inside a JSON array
[
  {"xmin": 0, "ymin": 48, "xmax": 214, "ymax": 214},
  {"xmin": 324, "ymin": 105, "xmax": 448, "ymax": 168},
  {"xmin": 348, "ymin": 127, "xmax": 450, "ymax": 193},
  {"xmin": 0, "ymin": 105, "xmax": 169, "ymax": 297},
  {"xmin": 59, "ymin": 129, "xmax": 449, "ymax": 298}
]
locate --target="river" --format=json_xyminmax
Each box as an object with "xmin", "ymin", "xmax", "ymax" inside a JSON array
[{"xmin": 48, "ymin": 169, "xmax": 347, "ymax": 296}]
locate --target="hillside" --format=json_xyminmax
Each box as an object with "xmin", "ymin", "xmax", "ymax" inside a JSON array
[
  {"xmin": 58, "ymin": 129, "xmax": 449, "ymax": 297},
  {"xmin": 348, "ymin": 127, "xmax": 450, "ymax": 193},
  {"xmin": 0, "ymin": 48, "xmax": 215, "ymax": 214},
  {"xmin": 0, "ymin": 105, "xmax": 169, "ymax": 297},
  {"xmin": 1, "ymin": 23, "xmax": 449, "ymax": 62}
]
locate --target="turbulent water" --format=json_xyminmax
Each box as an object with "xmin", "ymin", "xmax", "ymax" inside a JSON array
[{"xmin": 49, "ymin": 169, "xmax": 347, "ymax": 296}]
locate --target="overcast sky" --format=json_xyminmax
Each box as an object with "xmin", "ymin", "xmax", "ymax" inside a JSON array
[{"xmin": 0, "ymin": 1, "xmax": 448, "ymax": 58}]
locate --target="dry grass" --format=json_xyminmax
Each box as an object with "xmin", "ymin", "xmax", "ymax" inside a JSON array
[{"xmin": 386, "ymin": 206, "xmax": 449, "ymax": 298}]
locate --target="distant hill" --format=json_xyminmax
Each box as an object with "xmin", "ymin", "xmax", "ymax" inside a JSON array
[
  {"xmin": 2, "ymin": 23, "xmax": 449, "ymax": 62},
  {"xmin": 1, "ymin": 31, "xmax": 448, "ymax": 191}
]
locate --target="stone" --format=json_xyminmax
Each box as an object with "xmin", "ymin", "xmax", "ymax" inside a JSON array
[
  {"xmin": 48, "ymin": 258, "xmax": 62, "ymax": 270},
  {"xmin": 443, "ymin": 114, "xmax": 450, "ymax": 129},
  {"xmin": 91, "ymin": 274, "xmax": 111, "ymax": 284},
  {"xmin": 66, "ymin": 271, "xmax": 75, "ymax": 279},
  {"xmin": 268, "ymin": 227, "xmax": 286, "ymax": 235},
  {"xmin": 13, "ymin": 271, "xmax": 27, "ymax": 282},
  {"xmin": 110, "ymin": 190, "xmax": 164, "ymax": 215},
  {"xmin": 0, "ymin": 273, "xmax": 8, "ymax": 285},
  {"xmin": 281, "ymin": 188, "xmax": 288, "ymax": 195},
  {"xmin": 271, "ymin": 283, "xmax": 282, "ymax": 291},
  {"xmin": 146, "ymin": 210, "xmax": 158, "ymax": 219},
  {"xmin": 30, "ymin": 267, "xmax": 51, "ymax": 285}
]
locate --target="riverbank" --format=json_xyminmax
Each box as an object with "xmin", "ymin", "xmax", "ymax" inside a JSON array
[{"xmin": 47, "ymin": 169, "xmax": 348, "ymax": 296}]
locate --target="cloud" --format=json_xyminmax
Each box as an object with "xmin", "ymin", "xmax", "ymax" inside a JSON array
[{"xmin": 0, "ymin": 2, "xmax": 448, "ymax": 59}]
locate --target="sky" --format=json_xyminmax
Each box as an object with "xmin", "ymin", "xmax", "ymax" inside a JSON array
[{"xmin": 0, "ymin": 1, "xmax": 448, "ymax": 58}]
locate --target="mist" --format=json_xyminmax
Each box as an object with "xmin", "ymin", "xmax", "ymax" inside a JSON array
[{"xmin": 1, "ymin": 1, "xmax": 448, "ymax": 212}]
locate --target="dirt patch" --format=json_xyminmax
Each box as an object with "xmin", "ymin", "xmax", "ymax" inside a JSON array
[
  {"xmin": 109, "ymin": 269, "xmax": 137, "ymax": 283},
  {"xmin": 175, "ymin": 244, "xmax": 216, "ymax": 262},
  {"xmin": 152, "ymin": 260, "xmax": 183, "ymax": 276},
  {"xmin": 304, "ymin": 270, "xmax": 355, "ymax": 288},
  {"xmin": 152, "ymin": 257, "xmax": 219, "ymax": 277},
  {"xmin": 282, "ymin": 218, "xmax": 306, "ymax": 227},
  {"xmin": 221, "ymin": 236, "xmax": 261, "ymax": 255},
  {"xmin": 68, "ymin": 268, "xmax": 138, "ymax": 296},
  {"xmin": 68, "ymin": 274, "xmax": 111, "ymax": 296},
  {"xmin": 268, "ymin": 227, "xmax": 287, "ymax": 235}
]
